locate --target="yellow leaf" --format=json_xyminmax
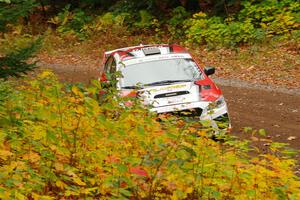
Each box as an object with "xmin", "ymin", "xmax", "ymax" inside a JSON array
[
  {"xmin": 40, "ymin": 196, "xmax": 54, "ymax": 200},
  {"xmin": 23, "ymin": 152, "xmax": 40, "ymax": 163},
  {"xmin": 197, "ymin": 130, "xmax": 206, "ymax": 137},
  {"xmin": 38, "ymin": 71, "xmax": 54, "ymax": 79},
  {"xmin": 15, "ymin": 191, "xmax": 26, "ymax": 200},
  {"xmin": 171, "ymin": 194, "xmax": 179, "ymax": 200},
  {"xmin": 186, "ymin": 187, "xmax": 193, "ymax": 194},
  {"xmin": 81, "ymin": 187, "xmax": 98, "ymax": 194},
  {"xmin": 56, "ymin": 180, "xmax": 66, "ymax": 189},
  {"xmin": 75, "ymin": 106, "xmax": 85, "ymax": 115},
  {"xmin": 65, "ymin": 190, "xmax": 78, "ymax": 197},
  {"xmin": 54, "ymin": 162, "xmax": 64, "ymax": 171},
  {"xmin": 72, "ymin": 86, "xmax": 84, "ymax": 97},
  {"xmin": 0, "ymin": 188, "xmax": 10, "ymax": 199},
  {"xmin": 32, "ymin": 193, "xmax": 40, "ymax": 200},
  {"xmin": 73, "ymin": 177, "xmax": 86, "ymax": 186},
  {"xmin": 0, "ymin": 150, "xmax": 13, "ymax": 160}
]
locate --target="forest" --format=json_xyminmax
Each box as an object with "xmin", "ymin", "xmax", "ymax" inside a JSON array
[
  {"xmin": 0, "ymin": 0, "xmax": 300, "ymax": 199},
  {"xmin": 1, "ymin": 0, "xmax": 299, "ymax": 78}
]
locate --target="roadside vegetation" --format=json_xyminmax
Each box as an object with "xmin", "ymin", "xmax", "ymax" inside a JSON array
[
  {"xmin": 0, "ymin": 0, "xmax": 300, "ymax": 199},
  {"xmin": 1, "ymin": 71, "xmax": 299, "ymax": 199}
]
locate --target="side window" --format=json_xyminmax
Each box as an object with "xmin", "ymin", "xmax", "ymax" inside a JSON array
[
  {"xmin": 104, "ymin": 56, "xmax": 117, "ymax": 82},
  {"xmin": 104, "ymin": 56, "xmax": 114, "ymax": 74},
  {"xmin": 110, "ymin": 59, "xmax": 116, "ymax": 74},
  {"xmin": 104, "ymin": 56, "xmax": 117, "ymax": 73}
]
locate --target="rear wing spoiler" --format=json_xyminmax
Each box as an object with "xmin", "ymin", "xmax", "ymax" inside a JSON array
[
  {"xmin": 101, "ymin": 46, "xmax": 147, "ymax": 69},
  {"xmin": 104, "ymin": 44, "xmax": 170, "ymax": 56},
  {"xmin": 104, "ymin": 45, "xmax": 151, "ymax": 56}
]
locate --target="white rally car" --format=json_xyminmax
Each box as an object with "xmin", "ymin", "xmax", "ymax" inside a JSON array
[{"xmin": 100, "ymin": 44, "xmax": 230, "ymax": 130}]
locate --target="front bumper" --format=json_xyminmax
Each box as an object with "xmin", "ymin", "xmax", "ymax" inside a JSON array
[
  {"xmin": 150, "ymin": 101, "xmax": 211, "ymax": 114},
  {"xmin": 150, "ymin": 101, "xmax": 231, "ymax": 130}
]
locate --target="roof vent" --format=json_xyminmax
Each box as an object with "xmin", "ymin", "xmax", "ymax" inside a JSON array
[{"xmin": 142, "ymin": 47, "xmax": 161, "ymax": 56}]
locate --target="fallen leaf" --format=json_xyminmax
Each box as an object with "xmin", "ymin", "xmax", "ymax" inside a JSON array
[{"xmin": 287, "ymin": 136, "xmax": 296, "ymax": 141}]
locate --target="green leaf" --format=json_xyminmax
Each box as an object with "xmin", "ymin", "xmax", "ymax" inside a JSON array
[
  {"xmin": 212, "ymin": 191, "xmax": 221, "ymax": 199},
  {"xmin": 243, "ymin": 127, "xmax": 253, "ymax": 133},
  {"xmin": 115, "ymin": 163, "xmax": 128, "ymax": 173},
  {"xmin": 0, "ymin": 0, "xmax": 11, "ymax": 3},
  {"xmin": 119, "ymin": 188, "xmax": 132, "ymax": 197},
  {"xmin": 137, "ymin": 125, "xmax": 145, "ymax": 135},
  {"xmin": 258, "ymin": 129, "xmax": 267, "ymax": 136}
]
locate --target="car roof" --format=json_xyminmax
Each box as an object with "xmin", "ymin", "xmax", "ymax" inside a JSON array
[{"xmin": 105, "ymin": 44, "xmax": 188, "ymax": 61}]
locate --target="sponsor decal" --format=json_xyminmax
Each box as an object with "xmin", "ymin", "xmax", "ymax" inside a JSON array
[{"xmin": 148, "ymin": 84, "xmax": 186, "ymax": 92}]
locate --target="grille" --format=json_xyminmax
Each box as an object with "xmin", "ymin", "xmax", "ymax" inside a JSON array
[{"xmin": 154, "ymin": 91, "xmax": 189, "ymax": 99}]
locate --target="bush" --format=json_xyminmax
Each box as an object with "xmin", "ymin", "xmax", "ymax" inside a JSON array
[
  {"xmin": 238, "ymin": 0, "xmax": 300, "ymax": 36},
  {"xmin": 167, "ymin": 6, "xmax": 190, "ymax": 39},
  {"xmin": 0, "ymin": 71, "xmax": 299, "ymax": 199},
  {"xmin": 185, "ymin": 12, "xmax": 264, "ymax": 47},
  {"xmin": 86, "ymin": 10, "xmax": 158, "ymax": 34},
  {"xmin": 48, "ymin": 5, "xmax": 92, "ymax": 40},
  {"xmin": 133, "ymin": 10, "xmax": 155, "ymax": 30},
  {"xmin": 0, "ymin": 0, "xmax": 37, "ymax": 32},
  {"xmin": 83, "ymin": 12, "xmax": 131, "ymax": 36},
  {"xmin": 184, "ymin": 0, "xmax": 299, "ymax": 47},
  {"xmin": 0, "ymin": 38, "xmax": 42, "ymax": 79},
  {"xmin": 0, "ymin": 33, "xmax": 35, "ymax": 55},
  {"xmin": 111, "ymin": 0, "xmax": 156, "ymax": 14}
]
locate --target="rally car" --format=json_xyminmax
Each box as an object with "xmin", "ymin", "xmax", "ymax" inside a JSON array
[{"xmin": 99, "ymin": 44, "xmax": 230, "ymax": 130}]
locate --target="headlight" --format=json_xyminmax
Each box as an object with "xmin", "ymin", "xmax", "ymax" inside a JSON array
[
  {"xmin": 215, "ymin": 95, "xmax": 225, "ymax": 108},
  {"xmin": 208, "ymin": 95, "xmax": 225, "ymax": 111}
]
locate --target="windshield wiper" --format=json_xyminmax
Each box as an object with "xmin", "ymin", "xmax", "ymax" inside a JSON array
[
  {"xmin": 121, "ymin": 86, "xmax": 144, "ymax": 89},
  {"xmin": 145, "ymin": 79, "xmax": 192, "ymax": 86}
]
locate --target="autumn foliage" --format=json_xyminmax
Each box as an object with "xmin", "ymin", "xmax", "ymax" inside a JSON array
[{"xmin": 0, "ymin": 71, "xmax": 299, "ymax": 199}]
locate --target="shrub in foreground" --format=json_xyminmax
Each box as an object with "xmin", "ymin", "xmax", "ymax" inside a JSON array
[{"xmin": 0, "ymin": 71, "xmax": 299, "ymax": 199}]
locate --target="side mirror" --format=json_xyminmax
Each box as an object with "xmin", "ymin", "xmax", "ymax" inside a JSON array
[{"xmin": 204, "ymin": 66, "xmax": 215, "ymax": 76}]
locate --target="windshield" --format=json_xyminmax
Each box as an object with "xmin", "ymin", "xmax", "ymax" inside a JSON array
[{"xmin": 120, "ymin": 58, "xmax": 202, "ymax": 88}]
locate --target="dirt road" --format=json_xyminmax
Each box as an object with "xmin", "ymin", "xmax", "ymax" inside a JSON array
[
  {"xmin": 41, "ymin": 63, "xmax": 300, "ymax": 151},
  {"xmin": 214, "ymin": 78, "xmax": 300, "ymax": 151}
]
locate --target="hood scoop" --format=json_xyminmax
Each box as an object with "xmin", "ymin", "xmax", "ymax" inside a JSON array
[{"xmin": 154, "ymin": 91, "xmax": 189, "ymax": 99}]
